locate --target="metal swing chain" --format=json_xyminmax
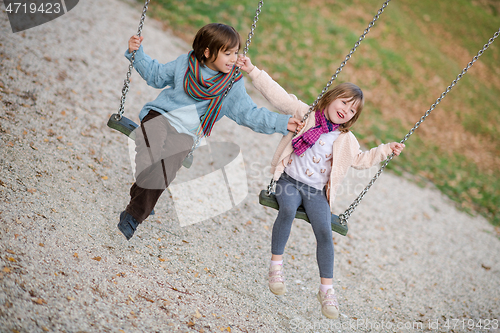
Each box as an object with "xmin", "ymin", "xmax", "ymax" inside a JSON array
[
  {"xmin": 267, "ymin": 0, "xmax": 391, "ymax": 196},
  {"xmin": 338, "ymin": 27, "xmax": 500, "ymax": 226},
  {"xmin": 300, "ymin": 0, "xmax": 391, "ymax": 124},
  {"xmin": 186, "ymin": 0, "xmax": 264, "ymax": 158},
  {"xmin": 116, "ymin": 0, "xmax": 151, "ymax": 121}
]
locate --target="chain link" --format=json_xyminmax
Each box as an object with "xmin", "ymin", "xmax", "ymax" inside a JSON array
[
  {"xmin": 117, "ymin": 0, "xmax": 151, "ymax": 121},
  {"xmin": 301, "ymin": 0, "xmax": 391, "ymax": 124},
  {"xmin": 116, "ymin": 0, "xmax": 264, "ymax": 156},
  {"xmin": 265, "ymin": 0, "xmax": 391, "ymax": 212},
  {"xmin": 338, "ymin": 27, "xmax": 500, "ymax": 226},
  {"xmin": 266, "ymin": 178, "xmax": 277, "ymax": 196},
  {"xmin": 186, "ymin": 0, "xmax": 264, "ymax": 157},
  {"xmin": 242, "ymin": 1, "xmax": 264, "ymax": 58}
]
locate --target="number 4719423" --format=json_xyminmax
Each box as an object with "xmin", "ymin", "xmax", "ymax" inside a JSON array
[
  {"xmin": 444, "ymin": 319, "xmax": 499, "ymax": 330},
  {"xmin": 5, "ymin": 2, "xmax": 62, "ymax": 14}
]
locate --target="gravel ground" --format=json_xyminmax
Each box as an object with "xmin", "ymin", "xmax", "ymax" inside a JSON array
[{"xmin": 1, "ymin": 1, "xmax": 499, "ymax": 332}]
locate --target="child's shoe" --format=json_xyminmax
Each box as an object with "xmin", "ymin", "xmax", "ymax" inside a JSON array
[
  {"xmin": 268, "ymin": 264, "xmax": 286, "ymax": 295},
  {"xmin": 317, "ymin": 288, "xmax": 339, "ymax": 319},
  {"xmin": 117, "ymin": 211, "xmax": 139, "ymax": 240}
]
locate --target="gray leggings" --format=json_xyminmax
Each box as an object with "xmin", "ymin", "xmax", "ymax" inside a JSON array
[{"xmin": 271, "ymin": 173, "xmax": 334, "ymax": 279}]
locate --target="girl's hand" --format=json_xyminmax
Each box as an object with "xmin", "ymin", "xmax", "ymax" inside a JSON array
[
  {"xmin": 128, "ymin": 35, "xmax": 144, "ymax": 53},
  {"xmin": 389, "ymin": 142, "xmax": 405, "ymax": 156},
  {"xmin": 236, "ymin": 55, "xmax": 255, "ymax": 74},
  {"xmin": 287, "ymin": 117, "xmax": 303, "ymax": 134},
  {"xmin": 296, "ymin": 120, "xmax": 305, "ymax": 133}
]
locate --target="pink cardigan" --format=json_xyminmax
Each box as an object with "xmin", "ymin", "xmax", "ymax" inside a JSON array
[{"xmin": 248, "ymin": 67, "xmax": 393, "ymax": 210}]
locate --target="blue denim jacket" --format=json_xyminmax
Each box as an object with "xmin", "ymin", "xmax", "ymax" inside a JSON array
[{"xmin": 125, "ymin": 46, "xmax": 291, "ymax": 137}]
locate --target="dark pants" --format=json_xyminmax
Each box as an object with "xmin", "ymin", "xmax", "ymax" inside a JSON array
[
  {"xmin": 125, "ymin": 111, "xmax": 193, "ymax": 223},
  {"xmin": 271, "ymin": 173, "xmax": 334, "ymax": 278}
]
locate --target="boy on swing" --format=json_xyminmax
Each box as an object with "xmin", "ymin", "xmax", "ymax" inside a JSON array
[{"xmin": 118, "ymin": 23, "xmax": 302, "ymax": 240}]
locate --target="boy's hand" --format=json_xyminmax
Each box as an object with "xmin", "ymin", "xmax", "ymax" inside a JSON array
[
  {"xmin": 389, "ymin": 142, "xmax": 405, "ymax": 156},
  {"xmin": 128, "ymin": 35, "xmax": 144, "ymax": 53},
  {"xmin": 236, "ymin": 55, "xmax": 255, "ymax": 74},
  {"xmin": 287, "ymin": 118, "xmax": 303, "ymax": 134}
]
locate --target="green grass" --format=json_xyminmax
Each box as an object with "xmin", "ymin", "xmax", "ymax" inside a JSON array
[
  {"xmin": 357, "ymin": 112, "xmax": 500, "ymax": 226},
  {"xmin": 139, "ymin": 0, "xmax": 500, "ymax": 226}
]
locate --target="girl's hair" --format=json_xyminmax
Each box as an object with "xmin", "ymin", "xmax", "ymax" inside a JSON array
[
  {"xmin": 192, "ymin": 23, "xmax": 241, "ymax": 64},
  {"xmin": 314, "ymin": 82, "xmax": 364, "ymax": 133}
]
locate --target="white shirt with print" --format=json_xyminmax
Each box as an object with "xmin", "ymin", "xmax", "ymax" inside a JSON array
[{"xmin": 285, "ymin": 130, "xmax": 340, "ymax": 190}]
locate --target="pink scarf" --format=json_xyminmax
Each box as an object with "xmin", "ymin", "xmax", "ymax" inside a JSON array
[{"xmin": 292, "ymin": 111, "xmax": 339, "ymax": 156}]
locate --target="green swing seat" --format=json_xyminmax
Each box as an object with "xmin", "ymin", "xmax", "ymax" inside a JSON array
[
  {"xmin": 107, "ymin": 113, "xmax": 138, "ymax": 140},
  {"xmin": 258, "ymin": 190, "xmax": 348, "ymax": 236}
]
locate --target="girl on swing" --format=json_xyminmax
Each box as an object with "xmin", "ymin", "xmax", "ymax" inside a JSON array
[
  {"xmin": 118, "ymin": 23, "xmax": 302, "ymax": 240},
  {"xmin": 236, "ymin": 56, "xmax": 405, "ymax": 319}
]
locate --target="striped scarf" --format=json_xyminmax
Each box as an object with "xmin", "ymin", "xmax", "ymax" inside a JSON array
[{"xmin": 183, "ymin": 51, "xmax": 242, "ymax": 136}]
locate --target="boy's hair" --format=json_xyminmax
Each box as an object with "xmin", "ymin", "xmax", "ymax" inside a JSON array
[
  {"xmin": 314, "ymin": 82, "xmax": 364, "ymax": 133},
  {"xmin": 192, "ymin": 23, "xmax": 241, "ymax": 64}
]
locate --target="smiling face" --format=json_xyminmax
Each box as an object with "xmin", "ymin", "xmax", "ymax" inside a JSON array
[
  {"xmin": 325, "ymin": 97, "xmax": 359, "ymax": 124},
  {"xmin": 315, "ymin": 82, "xmax": 364, "ymax": 131},
  {"xmin": 204, "ymin": 46, "xmax": 239, "ymax": 74}
]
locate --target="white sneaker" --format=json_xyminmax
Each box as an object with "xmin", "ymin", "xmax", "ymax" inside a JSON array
[
  {"xmin": 268, "ymin": 264, "xmax": 286, "ymax": 295},
  {"xmin": 317, "ymin": 288, "xmax": 339, "ymax": 319}
]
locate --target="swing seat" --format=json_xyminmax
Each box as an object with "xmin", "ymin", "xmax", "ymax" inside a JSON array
[
  {"xmin": 258, "ymin": 190, "xmax": 348, "ymax": 236},
  {"xmin": 182, "ymin": 154, "xmax": 194, "ymax": 169},
  {"xmin": 107, "ymin": 113, "xmax": 138, "ymax": 140}
]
